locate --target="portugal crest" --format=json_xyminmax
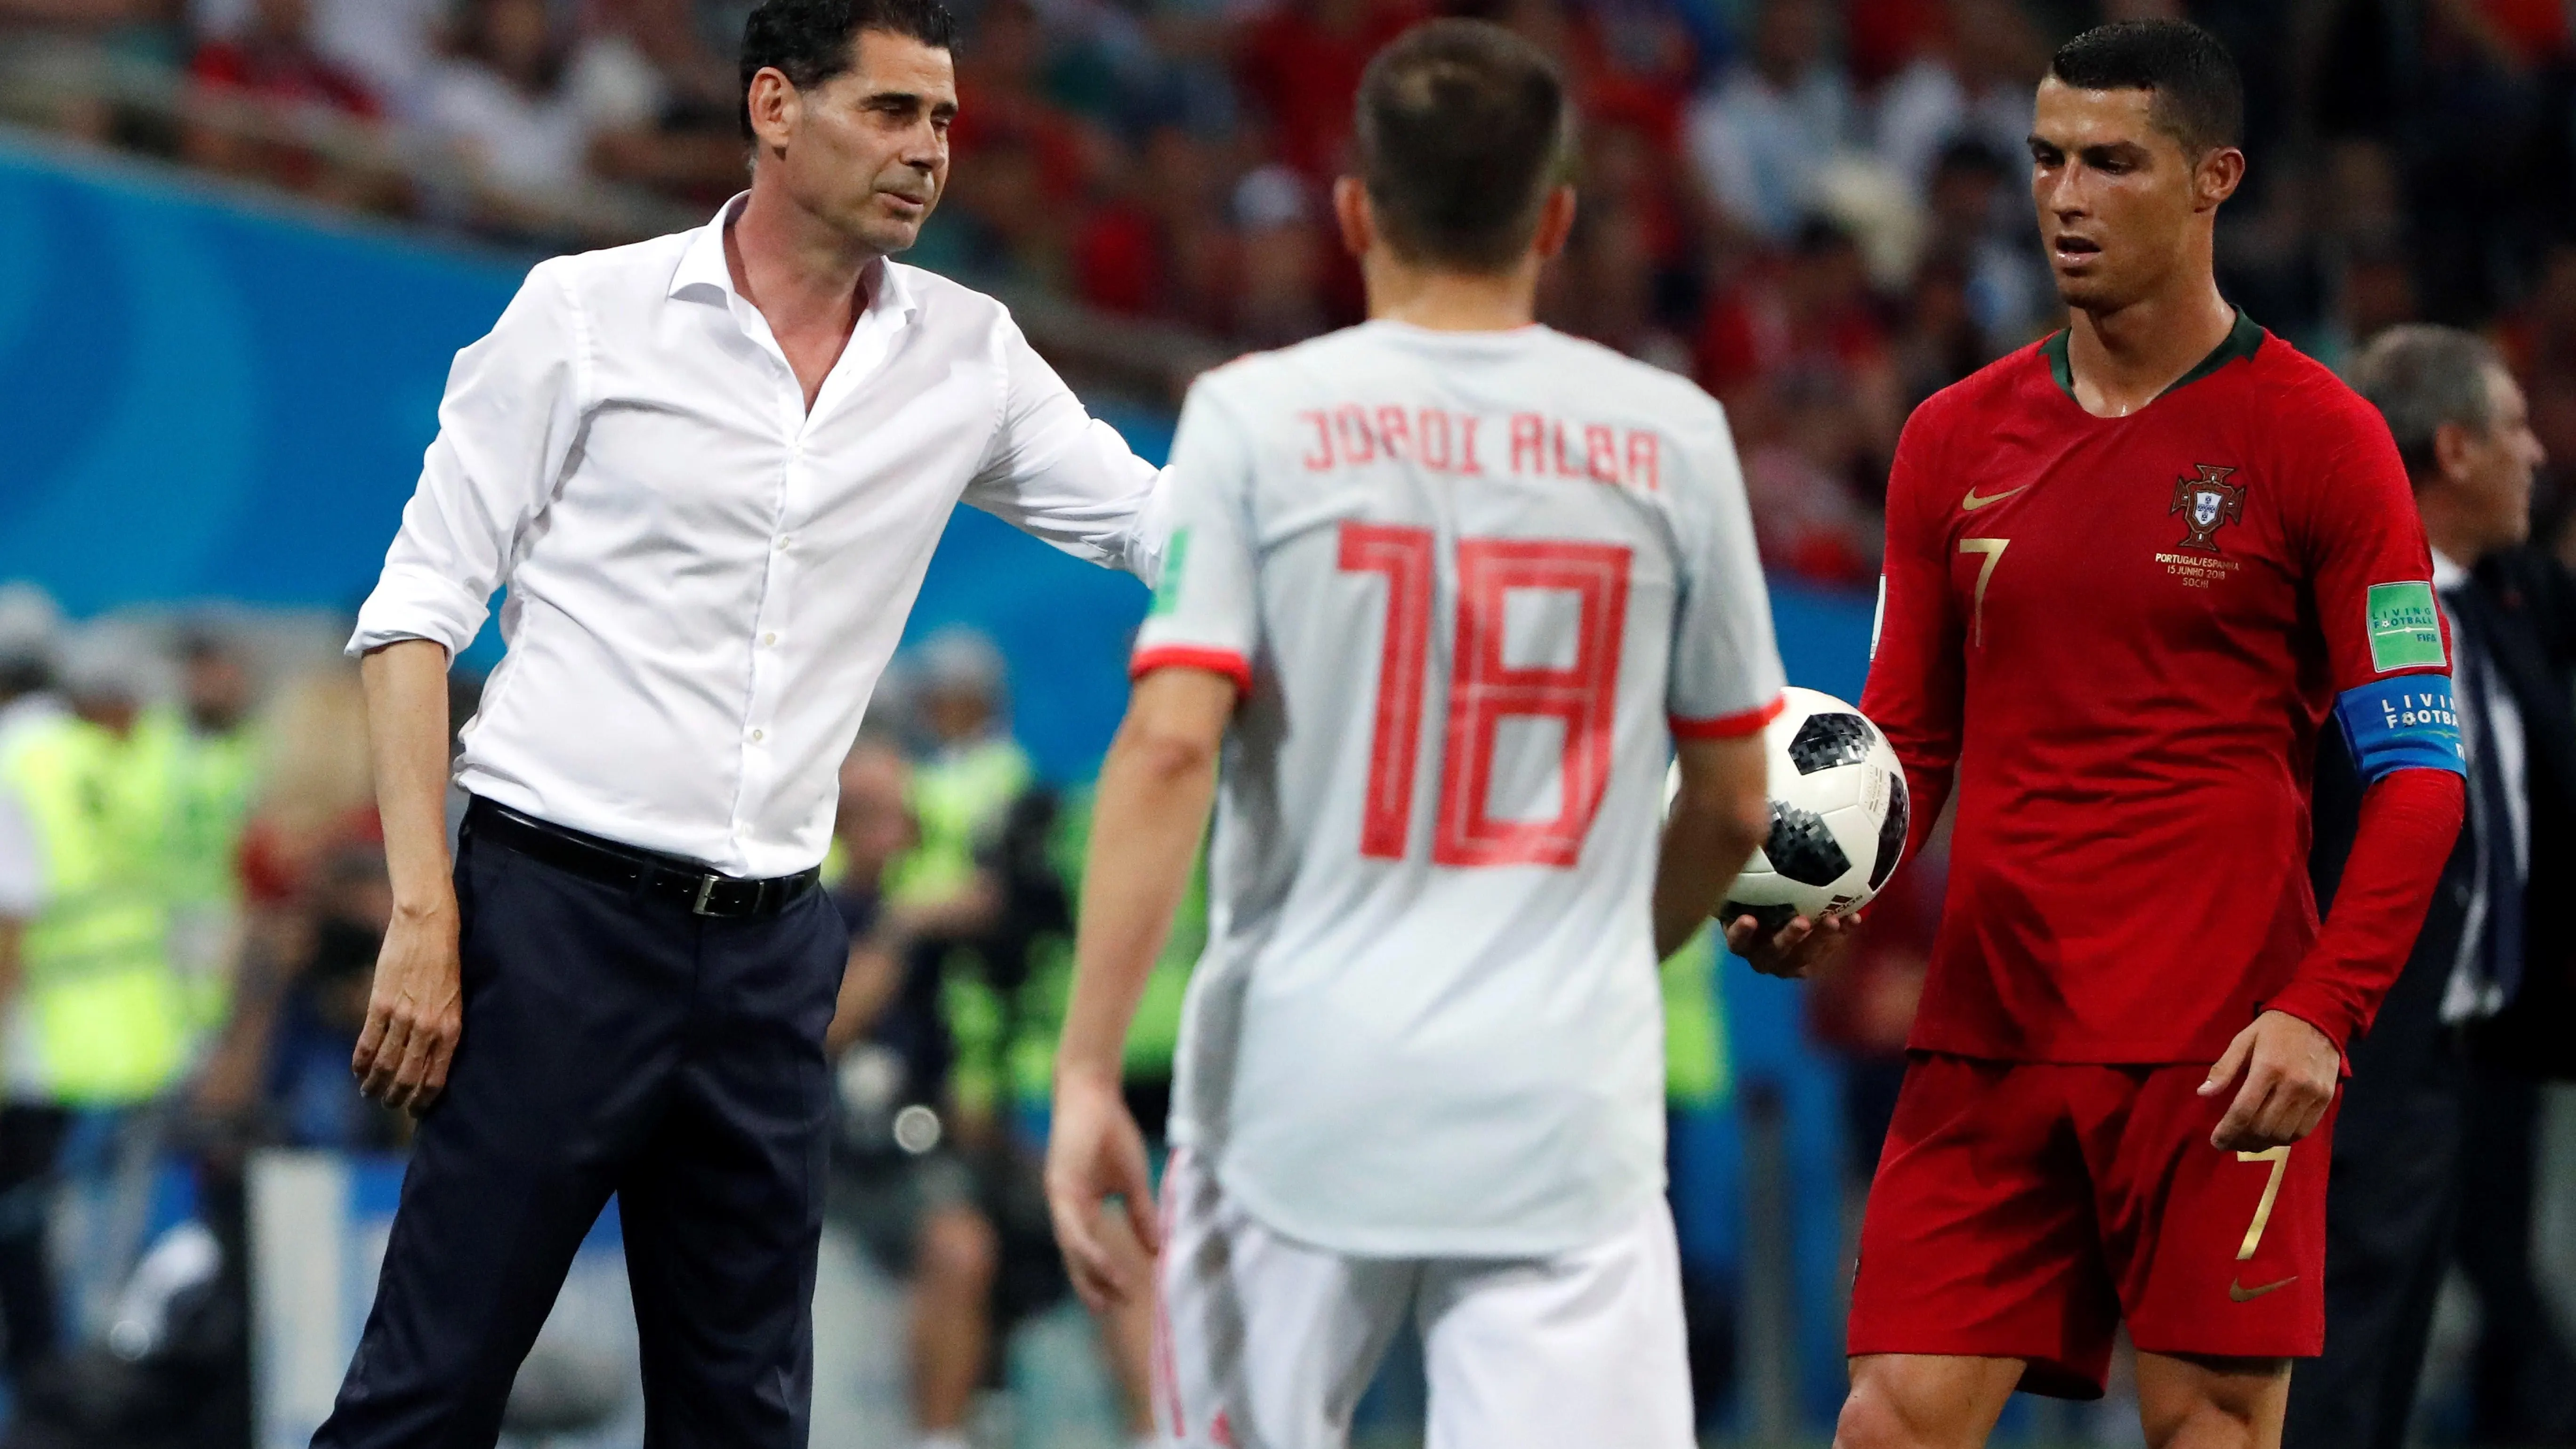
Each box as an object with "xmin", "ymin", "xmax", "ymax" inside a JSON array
[{"xmin": 2171, "ymin": 464, "xmax": 2244, "ymax": 554}]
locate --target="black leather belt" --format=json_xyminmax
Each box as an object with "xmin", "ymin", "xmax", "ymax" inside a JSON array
[{"xmin": 465, "ymin": 798, "xmax": 820, "ymax": 918}]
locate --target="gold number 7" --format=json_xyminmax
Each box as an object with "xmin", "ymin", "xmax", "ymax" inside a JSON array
[
  {"xmin": 2235, "ymin": 1145, "xmax": 2292, "ymax": 1260},
  {"xmin": 1959, "ymin": 538, "xmax": 2009, "ymax": 647}
]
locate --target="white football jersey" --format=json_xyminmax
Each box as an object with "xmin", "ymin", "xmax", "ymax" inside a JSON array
[{"xmin": 1137, "ymin": 320, "xmax": 1784, "ymax": 1257}]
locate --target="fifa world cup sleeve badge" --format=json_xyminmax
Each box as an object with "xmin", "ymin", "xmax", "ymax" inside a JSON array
[{"xmin": 2169, "ymin": 464, "xmax": 2245, "ymax": 554}]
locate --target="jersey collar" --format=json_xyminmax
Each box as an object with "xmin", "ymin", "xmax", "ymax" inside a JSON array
[{"xmin": 2043, "ymin": 307, "xmax": 2263, "ymax": 404}]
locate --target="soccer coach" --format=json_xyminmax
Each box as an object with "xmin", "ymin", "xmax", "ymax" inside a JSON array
[{"xmin": 314, "ymin": 1, "xmax": 1166, "ymax": 1444}]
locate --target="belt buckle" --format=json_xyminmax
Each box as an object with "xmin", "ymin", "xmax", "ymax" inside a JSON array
[{"xmin": 692, "ymin": 874, "xmax": 721, "ymax": 916}]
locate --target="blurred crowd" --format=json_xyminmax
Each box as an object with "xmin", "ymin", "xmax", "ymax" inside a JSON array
[{"xmin": 7, "ymin": 0, "xmax": 2576, "ymax": 586}]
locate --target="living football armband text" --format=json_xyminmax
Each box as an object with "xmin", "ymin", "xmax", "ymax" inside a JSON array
[{"xmin": 2333, "ymin": 675, "xmax": 2467, "ymax": 784}]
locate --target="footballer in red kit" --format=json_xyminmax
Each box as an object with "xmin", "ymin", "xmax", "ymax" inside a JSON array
[{"xmin": 1731, "ymin": 20, "xmax": 2468, "ymax": 1449}]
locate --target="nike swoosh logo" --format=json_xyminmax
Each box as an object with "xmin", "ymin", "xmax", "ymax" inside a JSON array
[
  {"xmin": 2229, "ymin": 1276, "xmax": 2297, "ymax": 1303},
  {"xmin": 1960, "ymin": 485, "xmax": 2029, "ymax": 511}
]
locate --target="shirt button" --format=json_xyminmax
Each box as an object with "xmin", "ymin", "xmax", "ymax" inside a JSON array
[
  {"xmin": 775, "ymin": 535, "xmax": 793, "ymax": 550},
  {"xmin": 762, "ymin": 632, "xmax": 779, "ymax": 647},
  {"xmin": 750, "ymin": 728, "xmax": 766, "ymax": 742}
]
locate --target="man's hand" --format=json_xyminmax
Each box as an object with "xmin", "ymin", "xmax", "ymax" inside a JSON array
[
  {"xmin": 352, "ymin": 902, "xmax": 462, "ymax": 1115},
  {"xmin": 1723, "ymin": 910, "xmax": 1860, "ymax": 980},
  {"xmin": 1044, "ymin": 1067, "xmax": 1162, "ymax": 1312},
  {"xmin": 2199, "ymin": 1009, "xmax": 2340, "ymax": 1152}
]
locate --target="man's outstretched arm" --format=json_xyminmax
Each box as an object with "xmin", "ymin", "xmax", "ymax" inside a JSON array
[
  {"xmin": 1045, "ymin": 665, "xmax": 1236, "ymax": 1308},
  {"xmin": 352, "ymin": 638, "xmax": 464, "ymax": 1114}
]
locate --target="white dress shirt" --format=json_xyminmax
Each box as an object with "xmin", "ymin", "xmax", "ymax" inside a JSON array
[{"xmin": 350, "ymin": 197, "xmax": 1166, "ymax": 877}]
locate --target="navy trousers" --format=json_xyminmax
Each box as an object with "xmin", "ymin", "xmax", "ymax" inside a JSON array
[{"xmin": 313, "ymin": 809, "xmax": 847, "ymax": 1449}]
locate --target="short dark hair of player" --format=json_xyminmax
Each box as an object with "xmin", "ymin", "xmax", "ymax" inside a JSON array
[
  {"xmin": 2047, "ymin": 19, "xmax": 2243, "ymax": 158},
  {"xmin": 1353, "ymin": 20, "xmax": 1572, "ymax": 274},
  {"xmin": 2351, "ymin": 325, "xmax": 2509, "ymax": 485},
  {"xmin": 738, "ymin": 0, "xmax": 960, "ymax": 142}
]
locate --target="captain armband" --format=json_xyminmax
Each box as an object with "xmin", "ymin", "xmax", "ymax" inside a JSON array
[{"xmin": 2333, "ymin": 675, "xmax": 2466, "ymax": 784}]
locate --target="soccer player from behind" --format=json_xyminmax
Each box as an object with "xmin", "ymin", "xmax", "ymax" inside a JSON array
[
  {"xmin": 1732, "ymin": 20, "xmax": 2468, "ymax": 1449},
  {"xmin": 1042, "ymin": 20, "xmax": 1787, "ymax": 1448}
]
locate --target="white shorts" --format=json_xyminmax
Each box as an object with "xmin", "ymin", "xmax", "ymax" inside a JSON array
[{"xmin": 1151, "ymin": 1148, "xmax": 1694, "ymax": 1449}]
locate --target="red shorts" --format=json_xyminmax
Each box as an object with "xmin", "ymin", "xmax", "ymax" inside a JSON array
[{"xmin": 1846, "ymin": 1053, "xmax": 2333, "ymax": 1399}]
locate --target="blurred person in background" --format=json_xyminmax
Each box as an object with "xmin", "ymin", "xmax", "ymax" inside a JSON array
[
  {"xmin": 2294, "ymin": 324, "xmax": 2576, "ymax": 1449},
  {"xmin": 0, "ymin": 588, "xmax": 63, "ymax": 752},
  {"xmin": 414, "ymin": 0, "xmax": 667, "ymax": 233},
  {"xmin": 1871, "ymin": 0, "xmax": 2043, "ymax": 199},
  {"xmin": 1685, "ymin": 0, "xmax": 1854, "ymax": 243},
  {"xmin": 1230, "ymin": 0, "xmax": 1422, "ymax": 179},
  {"xmin": 1226, "ymin": 163, "xmax": 1331, "ymax": 350},
  {"xmin": 182, "ymin": 0, "xmax": 389, "ymax": 199},
  {"xmin": 194, "ymin": 660, "xmax": 391, "ymax": 1149},
  {"xmin": 149, "ymin": 625, "xmax": 260, "ymax": 1042},
  {"xmin": 186, "ymin": 0, "xmax": 444, "ymax": 112},
  {"xmin": 2502, "ymin": 242, "xmax": 2576, "ymax": 561},
  {"xmin": 1697, "ymin": 216, "xmax": 1902, "ymax": 463},
  {"xmin": 1917, "ymin": 137, "xmax": 2050, "ymax": 356},
  {"xmin": 826, "ymin": 733, "xmax": 1159, "ymax": 1449},
  {"xmin": 0, "ymin": 623, "xmax": 195, "ymax": 1389},
  {"xmin": 890, "ymin": 627, "xmax": 1033, "ymax": 909}
]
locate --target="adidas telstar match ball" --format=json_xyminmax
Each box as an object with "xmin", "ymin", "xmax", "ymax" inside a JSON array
[{"xmin": 1669, "ymin": 686, "xmax": 1910, "ymax": 936}]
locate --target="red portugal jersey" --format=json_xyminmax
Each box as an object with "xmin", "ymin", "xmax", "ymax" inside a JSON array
[{"xmin": 1862, "ymin": 313, "xmax": 2451, "ymax": 1063}]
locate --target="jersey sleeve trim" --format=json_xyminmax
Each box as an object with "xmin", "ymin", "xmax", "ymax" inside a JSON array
[
  {"xmin": 1131, "ymin": 645, "xmax": 1253, "ymax": 696},
  {"xmin": 1672, "ymin": 693, "xmax": 1784, "ymax": 740}
]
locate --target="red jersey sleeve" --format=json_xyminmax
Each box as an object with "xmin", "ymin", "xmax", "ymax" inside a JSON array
[
  {"xmin": 1858, "ymin": 397, "xmax": 1965, "ymax": 865},
  {"xmin": 2296, "ymin": 404, "xmax": 2449, "ymax": 694},
  {"xmin": 2266, "ymin": 391, "xmax": 2466, "ymax": 1053}
]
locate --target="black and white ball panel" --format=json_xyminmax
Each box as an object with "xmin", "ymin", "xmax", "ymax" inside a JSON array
[{"xmin": 1786, "ymin": 711, "xmax": 1874, "ymax": 775}]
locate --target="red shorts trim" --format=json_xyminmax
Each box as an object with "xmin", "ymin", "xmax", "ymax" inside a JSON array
[
  {"xmin": 1132, "ymin": 645, "xmax": 1253, "ymax": 696},
  {"xmin": 1671, "ymin": 693, "xmax": 1785, "ymax": 739},
  {"xmin": 1846, "ymin": 1055, "xmax": 2333, "ymax": 1399}
]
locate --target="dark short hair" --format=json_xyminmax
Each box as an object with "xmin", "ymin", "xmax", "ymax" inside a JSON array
[
  {"xmin": 2352, "ymin": 324, "xmax": 2507, "ymax": 484},
  {"xmin": 2049, "ymin": 19, "xmax": 2243, "ymax": 157},
  {"xmin": 739, "ymin": 0, "xmax": 959, "ymax": 142},
  {"xmin": 1354, "ymin": 19, "xmax": 1571, "ymax": 273}
]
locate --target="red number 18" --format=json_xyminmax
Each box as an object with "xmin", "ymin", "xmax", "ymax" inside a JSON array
[{"xmin": 1337, "ymin": 521, "xmax": 1632, "ymax": 869}]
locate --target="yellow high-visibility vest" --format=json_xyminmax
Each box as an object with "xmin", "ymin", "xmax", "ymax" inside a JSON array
[
  {"xmin": 0, "ymin": 716, "xmax": 190, "ymax": 1105},
  {"xmin": 134, "ymin": 708, "xmax": 259, "ymax": 1031}
]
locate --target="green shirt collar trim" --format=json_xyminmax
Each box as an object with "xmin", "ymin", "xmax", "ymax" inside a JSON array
[{"xmin": 2043, "ymin": 307, "xmax": 2262, "ymax": 405}]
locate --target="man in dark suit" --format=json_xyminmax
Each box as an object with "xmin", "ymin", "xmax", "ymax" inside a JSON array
[{"xmin": 2289, "ymin": 324, "xmax": 2572, "ymax": 1449}]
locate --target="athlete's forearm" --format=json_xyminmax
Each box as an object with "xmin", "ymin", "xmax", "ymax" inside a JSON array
[
  {"xmin": 1654, "ymin": 735, "xmax": 1771, "ymax": 958},
  {"xmin": 1058, "ymin": 669, "xmax": 1232, "ymax": 1087},
  {"xmin": 2269, "ymin": 766, "xmax": 2464, "ymax": 1053},
  {"xmin": 360, "ymin": 639, "xmax": 461, "ymax": 924}
]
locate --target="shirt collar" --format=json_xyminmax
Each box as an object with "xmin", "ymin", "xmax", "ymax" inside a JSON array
[
  {"xmin": 2042, "ymin": 307, "xmax": 2264, "ymax": 406},
  {"xmin": 667, "ymin": 192, "xmax": 921, "ymax": 328},
  {"xmin": 667, "ymin": 193, "xmax": 742, "ymax": 302},
  {"xmin": 2432, "ymin": 547, "xmax": 2470, "ymax": 591}
]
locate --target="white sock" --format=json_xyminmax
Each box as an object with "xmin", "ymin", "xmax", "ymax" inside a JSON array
[{"xmin": 912, "ymin": 1433, "xmax": 974, "ymax": 1449}]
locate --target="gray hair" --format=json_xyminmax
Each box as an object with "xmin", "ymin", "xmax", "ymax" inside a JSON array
[{"xmin": 2351, "ymin": 324, "xmax": 2505, "ymax": 484}]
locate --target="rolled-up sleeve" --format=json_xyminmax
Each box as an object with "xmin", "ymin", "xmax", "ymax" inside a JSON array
[
  {"xmin": 959, "ymin": 314, "xmax": 1169, "ymax": 585},
  {"xmin": 348, "ymin": 259, "xmax": 588, "ymax": 658}
]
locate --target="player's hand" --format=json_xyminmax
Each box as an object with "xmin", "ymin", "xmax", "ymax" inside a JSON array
[
  {"xmin": 2200, "ymin": 1009, "xmax": 2339, "ymax": 1152},
  {"xmin": 1045, "ymin": 1066, "xmax": 1162, "ymax": 1312},
  {"xmin": 1723, "ymin": 911, "xmax": 1860, "ymax": 980},
  {"xmin": 352, "ymin": 899, "xmax": 463, "ymax": 1116}
]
